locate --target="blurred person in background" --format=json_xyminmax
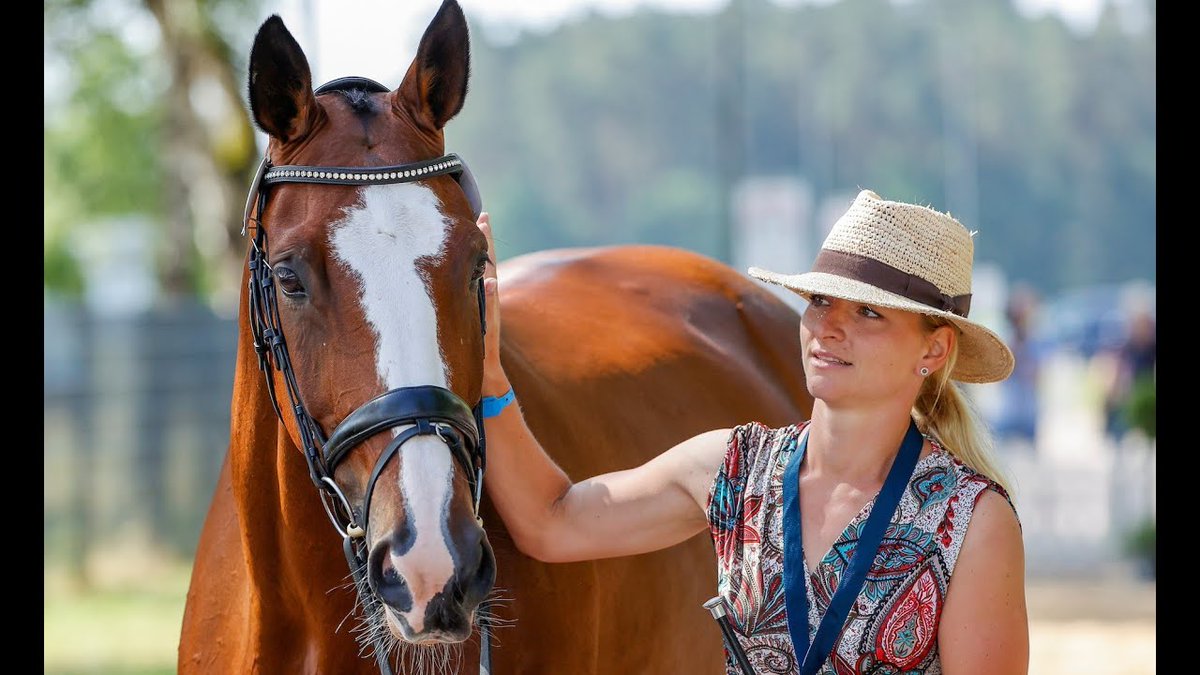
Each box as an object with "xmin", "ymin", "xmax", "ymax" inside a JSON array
[
  {"xmin": 992, "ymin": 283, "xmax": 1044, "ymax": 449},
  {"xmin": 1098, "ymin": 302, "xmax": 1156, "ymax": 441},
  {"xmin": 476, "ymin": 190, "xmax": 1029, "ymax": 674}
]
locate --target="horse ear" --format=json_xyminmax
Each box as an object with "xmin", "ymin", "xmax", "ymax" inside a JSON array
[
  {"xmin": 395, "ymin": 0, "xmax": 470, "ymax": 131},
  {"xmin": 248, "ymin": 15, "xmax": 321, "ymax": 143}
]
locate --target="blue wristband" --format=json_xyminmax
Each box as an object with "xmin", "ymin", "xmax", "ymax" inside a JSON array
[{"xmin": 482, "ymin": 389, "xmax": 516, "ymax": 418}]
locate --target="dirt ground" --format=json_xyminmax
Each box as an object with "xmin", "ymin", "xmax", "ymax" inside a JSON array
[{"xmin": 1026, "ymin": 577, "xmax": 1155, "ymax": 675}]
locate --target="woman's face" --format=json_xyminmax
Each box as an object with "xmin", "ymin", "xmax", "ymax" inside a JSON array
[{"xmin": 799, "ymin": 294, "xmax": 946, "ymax": 408}]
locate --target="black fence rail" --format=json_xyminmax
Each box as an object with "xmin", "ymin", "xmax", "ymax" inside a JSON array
[{"xmin": 44, "ymin": 299, "xmax": 238, "ymax": 582}]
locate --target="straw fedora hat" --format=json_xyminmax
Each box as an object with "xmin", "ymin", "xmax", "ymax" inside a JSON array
[{"xmin": 749, "ymin": 189, "xmax": 1014, "ymax": 384}]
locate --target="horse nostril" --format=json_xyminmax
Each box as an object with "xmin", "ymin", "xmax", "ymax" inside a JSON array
[
  {"xmin": 368, "ymin": 538, "xmax": 413, "ymax": 614},
  {"xmin": 448, "ymin": 576, "xmax": 466, "ymax": 605},
  {"xmin": 464, "ymin": 538, "xmax": 497, "ymax": 606},
  {"xmin": 384, "ymin": 564, "xmax": 404, "ymax": 586},
  {"xmin": 378, "ymin": 571, "xmax": 412, "ymax": 612}
]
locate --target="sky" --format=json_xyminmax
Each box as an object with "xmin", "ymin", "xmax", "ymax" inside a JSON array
[{"xmin": 271, "ymin": 0, "xmax": 1122, "ymax": 88}]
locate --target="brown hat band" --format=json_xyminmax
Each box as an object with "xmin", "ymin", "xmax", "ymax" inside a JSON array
[{"xmin": 812, "ymin": 249, "xmax": 973, "ymax": 317}]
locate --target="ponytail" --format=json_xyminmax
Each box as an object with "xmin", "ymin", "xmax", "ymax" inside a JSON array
[{"xmin": 913, "ymin": 317, "xmax": 1014, "ymax": 496}]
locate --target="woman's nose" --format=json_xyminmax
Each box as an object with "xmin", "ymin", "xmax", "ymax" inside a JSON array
[{"xmin": 812, "ymin": 305, "xmax": 847, "ymax": 338}]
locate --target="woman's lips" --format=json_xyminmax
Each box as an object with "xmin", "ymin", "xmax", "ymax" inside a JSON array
[{"xmin": 811, "ymin": 350, "xmax": 852, "ymax": 366}]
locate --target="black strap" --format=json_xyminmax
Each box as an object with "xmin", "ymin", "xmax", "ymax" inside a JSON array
[
  {"xmin": 343, "ymin": 535, "xmax": 394, "ymax": 675},
  {"xmin": 324, "ymin": 386, "xmax": 478, "ymax": 469},
  {"xmin": 362, "ymin": 421, "xmax": 439, "ymax": 533},
  {"xmin": 315, "ymin": 76, "xmax": 389, "ymax": 95},
  {"xmin": 479, "ymin": 610, "xmax": 493, "ymax": 675},
  {"xmin": 782, "ymin": 419, "xmax": 924, "ymax": 674}
]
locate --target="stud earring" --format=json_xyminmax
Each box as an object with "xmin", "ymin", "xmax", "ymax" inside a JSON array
[{"xmin": 919, "ymin": 367, "xmax": 930, "ymax": 377}]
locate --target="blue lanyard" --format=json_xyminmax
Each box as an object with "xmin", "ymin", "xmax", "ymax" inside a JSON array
[{"xmin": 782, "ymin": 419, "xmax": 924, "ymax": 675}]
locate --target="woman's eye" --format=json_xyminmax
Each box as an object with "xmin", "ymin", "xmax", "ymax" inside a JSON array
[
  {"xmin": 809, "ymin": 294, "xmax": 829, "ymax": 306},
  {"xmin": 275, "ymin": 267, "xmax": 306, "ymax": 297},
  {"xmin": 860, "ymin": 305, "xmax": 882, "ymax": 318}
]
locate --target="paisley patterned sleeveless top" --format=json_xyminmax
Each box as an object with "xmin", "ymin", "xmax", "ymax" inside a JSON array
[{"xmin": 706, "ymin": 421, "xmax": 1018, "ymax": 674}]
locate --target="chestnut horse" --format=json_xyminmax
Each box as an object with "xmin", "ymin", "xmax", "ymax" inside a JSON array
[{"xmin": 178, "ymin": 1, "xmax": 811, "ymax": 672}]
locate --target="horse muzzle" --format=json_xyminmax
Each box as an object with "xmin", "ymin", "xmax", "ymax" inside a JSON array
[{"xmin": 367, "ymin": 519, "xmax": 496, "ymax": 642}]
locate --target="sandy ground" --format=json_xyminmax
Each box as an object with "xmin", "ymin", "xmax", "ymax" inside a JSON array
[{"xmin": 1026, "ymin": 577, "xmax": 1155, "ymax": 675}]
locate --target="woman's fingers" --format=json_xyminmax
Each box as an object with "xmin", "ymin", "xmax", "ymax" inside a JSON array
[
  {"xmin": 477, "ymin": 213, "xmax": 503, "ymax": 375},
  {"xmin": 478, "ymin": 212, "xmax": 497, "ymax": 280}
]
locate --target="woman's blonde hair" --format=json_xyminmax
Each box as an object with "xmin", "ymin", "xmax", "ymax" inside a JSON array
[{"xmin": 912, "ymin": 316, "xmax": 1014, "ymax": 495}]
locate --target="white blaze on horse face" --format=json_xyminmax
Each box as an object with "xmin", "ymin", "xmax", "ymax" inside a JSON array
[{"xmin": 330, "ymin": 183, "xmax": 457, "ymax": 634}]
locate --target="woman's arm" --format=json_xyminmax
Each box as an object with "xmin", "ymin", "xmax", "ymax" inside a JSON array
[
  {"xmin": 476, "ymin": 213, "xmax": 728, "ymax": 563},
  {"xmin": 938, "ymin": 489, "xmax": 1030, "ymax": 674}
]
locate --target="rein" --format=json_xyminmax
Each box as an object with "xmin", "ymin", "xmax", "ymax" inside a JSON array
[{"xmin": 242, "ymin": 75, "xmax": 492, "ymax": 675}]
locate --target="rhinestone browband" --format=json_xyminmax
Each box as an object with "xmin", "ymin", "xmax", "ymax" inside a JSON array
[{"xmin": 262, "ymin": 156, "xmax": 464, "ymax": 186}]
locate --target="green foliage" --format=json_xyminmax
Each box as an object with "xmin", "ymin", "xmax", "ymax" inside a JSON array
[
  {"xmin": 45, "ymin": 0, "xmax": 1156, "ymax": 296},
  {"xmin": 1122, "ymin": 518, "xmax": 1155, "ymax": 579},
  {"xmin": 44, "ymin": 4, "xmax": 167, "ymax": 218},
  {"xmin": 455, "ymin": 0, "xmax": 1155, "ymax": 292},
  {"xmin": 44, "ymin": 0, "xmax": 262, "ymax": 302},
  {"xmin": 1123, "ymin": 374, "xmax": 1155, "ymax": 438},
  {"xmin": 44, "ymin": 0, "xmax": 167, "ymax": 298},
  {"xmin": 43, "ymin": 237, "xmax": 86, "ymax": 298}
]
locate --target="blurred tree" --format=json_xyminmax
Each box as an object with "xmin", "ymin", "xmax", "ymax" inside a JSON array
[
  {"xmin": 45, "ymin": 2, "xmax": 165, "ymax": 298},
  {"xmin": 142, "ymin": 0, "xmax": 261, "ymax": 305},
  {"xmin": 44, "ymin": 0, "xmax": 262, "ymax": 307}
]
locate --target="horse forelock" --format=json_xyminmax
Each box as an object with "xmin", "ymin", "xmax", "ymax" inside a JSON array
[{"xmin": 328, "ymin": 87, "xmax": 379, "ymax": 116}]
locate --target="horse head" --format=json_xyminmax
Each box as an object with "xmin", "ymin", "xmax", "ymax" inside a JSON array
[{"xmin": 245, "ymin": 0, "xmax": 495, "ymax": 646}]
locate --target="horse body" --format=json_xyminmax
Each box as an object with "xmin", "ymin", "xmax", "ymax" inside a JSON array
[
  {"xmin": 483, "ymin": 245, "xmax": 811, "ymax": 673},
  {"xmin": 179, "ymin": 3, "xmax": 811, "ymax": 672}
]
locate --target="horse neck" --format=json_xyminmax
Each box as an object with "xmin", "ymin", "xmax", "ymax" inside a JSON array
[{"xmin": 226, "ymin": 275, "xmax": 359, "ymax": 632}]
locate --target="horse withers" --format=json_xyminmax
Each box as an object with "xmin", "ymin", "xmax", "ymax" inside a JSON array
[{"xmin": 178, "ymin": 1, "xmax": 811, "ymax": 672}]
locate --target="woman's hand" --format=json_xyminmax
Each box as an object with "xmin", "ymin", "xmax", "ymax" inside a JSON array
[{"xmin": 477, "ymin": 213, "xmax": 508, "ymax": 394}]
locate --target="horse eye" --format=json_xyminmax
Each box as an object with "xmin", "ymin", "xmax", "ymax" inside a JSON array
[
  {"xmin": 274, "ymin": 266, "xmax": 307, "ymax": 297},
  {"xmin": 470, "ymin": 256, "xmax": 488, "ymax": 284}
]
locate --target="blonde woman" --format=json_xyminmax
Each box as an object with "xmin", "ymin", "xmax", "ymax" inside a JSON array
[{"xmin": 476, "ymin": 190, "xmax": 1028, "ymax": 674}]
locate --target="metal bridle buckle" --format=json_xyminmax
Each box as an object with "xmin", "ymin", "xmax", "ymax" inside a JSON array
[
  {"xmin": 474, "ymin": 465, "xmax": 484, "ymax": 519},
  {"xmin": 320, "ymin": 476, "xmax": 366, "ymax": 539},
  {"xmin": 432, "ymin": 422, "xmax": 454, "ymax": 443}
]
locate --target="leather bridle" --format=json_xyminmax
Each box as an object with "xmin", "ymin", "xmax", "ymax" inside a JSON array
[{"xmin": 242, "ymin": 75, "xmax": 492, "ymax": 674}]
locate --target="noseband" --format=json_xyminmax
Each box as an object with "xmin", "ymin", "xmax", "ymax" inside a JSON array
[{"xmin": 243, "ymin": 76, "xmax": 492, "ymax": 674}]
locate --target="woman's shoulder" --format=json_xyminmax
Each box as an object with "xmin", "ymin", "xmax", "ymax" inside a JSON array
[
  {"xmin": 918, "ymin": 439, "xmax": 1021, "ymax": 541},
  {"xmin": 716, "ymin": 420, "xmax": 809, "ymax": 481},
  {"xmin": 728, "ymin": 419, "xmax": 809, "ymax": 446},
  {"xmin": 928, "ymin": 439, "xmax": 1015, "ymax": 505}
]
